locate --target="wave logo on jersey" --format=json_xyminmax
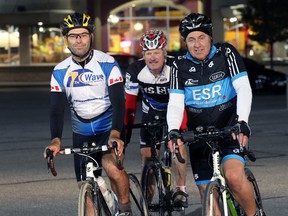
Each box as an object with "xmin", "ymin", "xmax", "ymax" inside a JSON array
[{"xmin": 78, "ymin": 71, "xmax": 104, "ymax": 85}]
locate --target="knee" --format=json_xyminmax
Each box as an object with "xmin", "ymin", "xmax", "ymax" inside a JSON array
[{"xmin": 225, "ymin": 170, "xmax": 244, "ymax": 191}]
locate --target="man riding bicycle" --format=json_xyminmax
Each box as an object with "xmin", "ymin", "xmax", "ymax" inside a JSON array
[
  {"xmin": 124, "ymin": 29, "xmax": 189, "ymax": 208},
  {"xmin": 166, "ymin": 13, "xmax": 257, "ymax": 216},
  {"xmin": 43, "ymin": 12, "xmax": 132, "ymax": 215}
]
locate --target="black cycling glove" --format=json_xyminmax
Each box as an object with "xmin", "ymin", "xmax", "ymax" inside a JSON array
[
  {"xmin": 167, "ymin": 129, "xmax": 181, "ymax": 141},
  {"xmin": 236, "ymin": 121, "xmax": 251, "ymax": 137}
]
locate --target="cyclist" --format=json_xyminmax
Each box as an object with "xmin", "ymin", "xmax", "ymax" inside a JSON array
[
  {"xmin": 43, "ymin": 12, "xmax": 132, "ymax": 215},
  {"xmin": 166, "ymin": 13, "xmax": 257, "ymax": 216},
  {"xmin": 125, "ymin": 29, "xmax": 189, "ymax": 208}
]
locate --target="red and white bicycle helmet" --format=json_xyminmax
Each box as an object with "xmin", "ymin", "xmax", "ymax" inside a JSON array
[{"xmin": 140, "ymin": 30, "xmax": 167, "ymax": 51}]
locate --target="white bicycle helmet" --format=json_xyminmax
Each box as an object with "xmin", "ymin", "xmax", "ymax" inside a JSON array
[{"xmin": 140, "ymin": 30, "xmax": 167, "ymax": 51}]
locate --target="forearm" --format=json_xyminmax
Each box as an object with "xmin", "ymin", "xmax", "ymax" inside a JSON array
[
  {"xmin": 233, "ymin": 76, "xmax": 252, "ymax": 123},
  {"xmin": 167, "ymin": 93, "xmax": 185, "ymax": 131}
]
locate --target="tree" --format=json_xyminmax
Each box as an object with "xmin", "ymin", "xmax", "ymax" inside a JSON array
[{"xmin": 239, "ymin": 0, "xmax": 288, "ymax": 69}]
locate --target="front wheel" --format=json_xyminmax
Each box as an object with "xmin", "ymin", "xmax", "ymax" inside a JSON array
[
  {"xmin": 129, "ymin": 173, "xmax": 149, "ymax": 216},
  {"xmin": 141, "ymin": 160, "xmax": 165, "ymax": 215},
  {"xmin": 245, "ymin": 168, "xmax": 266, "ymax": 216},
  {"xmin": 78, "ymin": 182, "xmax": 100, "ymax": 216},
  {"xmin": 202, "ymin": 181, "xmax": 226, "ymax": 216}
]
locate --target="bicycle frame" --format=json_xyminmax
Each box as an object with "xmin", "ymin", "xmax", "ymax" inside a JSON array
[
  {"xmin": 182, "ymin": 125, "xmax": 263, "ymax": 216},
  {"xmin": 209, "ymin": 142, "xmax": 236, "ymax": 216}
]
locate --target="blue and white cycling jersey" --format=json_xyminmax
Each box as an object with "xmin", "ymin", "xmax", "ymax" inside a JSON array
[
  {"xmin": 169, "ymin": 43, "xmax": 251, "ymax": 130},
  {"xmin": 50, "ymin": 50, "xmax": 123, "ymax": 135}
]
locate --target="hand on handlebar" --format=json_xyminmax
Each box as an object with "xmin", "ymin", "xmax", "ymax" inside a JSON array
[
  {"xmin": 108, "ymin": 137, "xmax": 124, "ymax": 156},
  {"xmin": 232, "ymin": 121, "xmax": 251, "ymax": 147},
  {"xmin": 167, "ymin": 129, "xmax": 186, "ymax": 163},
  {"xmin": 43, "ymin": 138, "xmax": 61, "ymax": 159}
]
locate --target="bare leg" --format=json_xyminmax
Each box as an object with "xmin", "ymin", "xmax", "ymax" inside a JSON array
[
  {"xmin": 102, "ymin": 153, "xmax": 130, "ymax": 207},
  {"xmin": 172, "ymin": 145, "xmax": 187, "ymax": 187},
  {"xmin": 223, "ymin": 159, "xmax": 256, "ymax": 216}
]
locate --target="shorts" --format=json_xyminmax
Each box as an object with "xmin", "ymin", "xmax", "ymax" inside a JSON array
[
  {"xmin": 189, "ymin": 138, "xmax": 246, "ymax": 186},
  {"xmin": 72, "ymin": 132, "xmax": 108, "ymax": 181},
  {"xmin": 140, "ymin": 110, "xmax": 167, "ymax": 149}
]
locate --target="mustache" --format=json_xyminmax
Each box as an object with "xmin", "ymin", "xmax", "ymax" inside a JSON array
[{"xmin": 148, "ymin": 60, "xmax": 158, "ymax": 64}]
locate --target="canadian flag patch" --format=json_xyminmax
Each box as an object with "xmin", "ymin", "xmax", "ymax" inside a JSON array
[
  {"xmin": 51, "ymin": 85, "xmax": 60, "ymax": 91},
  {"xmin": 109, "ymin": 76, "xmax": 123, "ymax": 85}
]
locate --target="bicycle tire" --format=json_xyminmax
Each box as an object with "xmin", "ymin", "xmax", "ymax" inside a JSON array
[
  {"xmin": 202, "ymin": 181, "xmax": 226, "ymax": 216},
  {"xmin": 141, "ymin": 160, "xmax": 165, "ymax": 216},
  {"xmin": 245, "ymin": 168, "xmax": 266, "ymax": 216},
  {"xmin": 78, "ymin": 182, "xmax": 100, "ymax": 216},
  {"xmin": 78, "ymin": 182, "xmax": 112, "ymax": 216},
  {"xmin": 128, "ymin": 173, "xmax": 149, "ymax": 216}
]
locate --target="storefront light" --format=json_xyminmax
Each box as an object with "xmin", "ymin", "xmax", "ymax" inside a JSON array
[
  {"xmin": 134, "ymin": 22, "xmax": 143, "ymax": 31},
  {"xmin": 108, "ymin": 14, "xmax": 119, "ymax": 24},
  {"xmin": 120, "ymin": 40, "xmax": 131, "ymax": 48}
]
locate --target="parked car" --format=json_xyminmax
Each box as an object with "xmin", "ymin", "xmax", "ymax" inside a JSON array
[{"xmin": 242, "ymin": 57, "xmax": 287, "ymax": 94}]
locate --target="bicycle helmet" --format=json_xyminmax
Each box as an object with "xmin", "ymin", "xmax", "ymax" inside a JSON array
[
  {"xmin": 179, "ymin": 13, "xmax": 213, "ymax": 40},
  {"xmin": 61, "ymin": 12, "xmax": 94, "ymax": 35},
  {"xmin": 140, "ymin": 30, "xmax": 167, "ymax": 51}
]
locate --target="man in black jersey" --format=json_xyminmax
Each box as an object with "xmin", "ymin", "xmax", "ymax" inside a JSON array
[
  {"xmin": 166, "ymin": 13, "xmax": 257, "ymax": 216},
  {"xmin": 125, "ymin": 30, "xmax": 189, "ymax": 208}
]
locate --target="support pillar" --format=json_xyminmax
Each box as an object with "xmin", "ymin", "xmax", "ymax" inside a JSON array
[{"xmin": 18, "ymin": 26, "xmax": 31, "ymax": 65}]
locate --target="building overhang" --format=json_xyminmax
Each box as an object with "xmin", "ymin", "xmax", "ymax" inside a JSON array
[{"xmin": 0, "ymin": 9, "xmax": 75, "ymax": 26}]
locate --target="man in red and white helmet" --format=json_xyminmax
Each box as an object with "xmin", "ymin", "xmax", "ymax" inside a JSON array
[{"xmin": 125, "ymin": 29, "xmax": 189, "ymax": 208}]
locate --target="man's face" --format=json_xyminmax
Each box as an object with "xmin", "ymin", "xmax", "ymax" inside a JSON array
[
  {"xmin": 143, "ymin": 48, "xmax": 166, "ymax": 74},
  {"xmin": 65, "ymin": 28, "xmax": 92, "ymax": 58},
  {"xmin": 185, "ymin": 31, "xmax": 212, "ymax": 61}
]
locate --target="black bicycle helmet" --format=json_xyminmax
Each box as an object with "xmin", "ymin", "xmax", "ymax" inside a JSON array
[
  {"xmin": 61, "ymin": 12, "xmax": 94, "ymax": 35},
  {"xmin": 179, "ymin": 13, "xmax": 213, "ymax": 40}
]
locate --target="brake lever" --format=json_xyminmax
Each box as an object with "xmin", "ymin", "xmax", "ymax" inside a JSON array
[
  {"xmin": 172, "ymin": 138, "xmax": 185, "ymax": 164},
  {"xmin": 112, "ymin": 141, "xmax": 124, "ymax": 170}
]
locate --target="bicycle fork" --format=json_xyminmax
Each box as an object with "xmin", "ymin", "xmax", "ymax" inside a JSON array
[{"xmin": 210, "ymin": 150, "xmax": 230, "ymax": 216}]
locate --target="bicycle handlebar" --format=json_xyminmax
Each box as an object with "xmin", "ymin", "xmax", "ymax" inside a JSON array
[
  {"xmin": 181, "ymin": 126, "xmax": 256, "ymax": 162},
  {"xmin": 46, "ymin": 142, "xmax": 123, "ymax": 177}
]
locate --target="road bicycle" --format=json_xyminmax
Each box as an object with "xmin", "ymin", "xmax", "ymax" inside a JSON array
[
  {"xmin": 128, "ymin": 116, "xmax": 186, "ymax": 216},
  {"xmin": 46, "ymin": 141, "xmax": 149, "ymax": 216},
  {"xmin": 182, "ymin": 125, "xmax": 266, "ymax": 216}
]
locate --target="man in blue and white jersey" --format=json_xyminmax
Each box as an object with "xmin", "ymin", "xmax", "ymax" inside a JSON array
[
  {"xmin": 44, "ymin": 12, "xmax": 132, "ymax": 215},
  {"xmin": 166, "ymin": 13, "xmax": 256, "ymax": 216}
]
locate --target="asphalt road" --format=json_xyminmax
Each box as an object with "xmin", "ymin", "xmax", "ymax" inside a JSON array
[{"xmin": 0, "ymin": 87, "xmax": 287, "ymax": 216}]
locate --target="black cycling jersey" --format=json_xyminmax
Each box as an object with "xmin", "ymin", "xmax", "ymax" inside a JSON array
[{"xmin": 170, "ymin": 43, "xmax": 248, "ymax": 130}]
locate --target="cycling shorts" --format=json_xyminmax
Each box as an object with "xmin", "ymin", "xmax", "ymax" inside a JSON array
[
  {"xmin": 188, "ymin": 138, "xmax": 246, "ymax": 186},
  {"xmin": 72, "ymin": 132, "xmax": 107, "ymax": 181},
  {"xmin": 140, "ymin": 110, "xmax": 167, "ymax": 149}
]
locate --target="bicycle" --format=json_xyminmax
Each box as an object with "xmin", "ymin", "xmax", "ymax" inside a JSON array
[
  {"xmin": 182, "ymin": 125, "xmax": 266, "ymax": 216},
  {"xmin": 46, "ymin": 141, "xmax": 149, "ymax": 216},
  {"xmin": 128, "ymin": 116, "xmax": 186, "ymax": 216}
]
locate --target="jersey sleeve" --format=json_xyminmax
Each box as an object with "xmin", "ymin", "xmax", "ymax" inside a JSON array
[
  {"xmin": 125, "ymin": 60, "xmax": 143, "ymax": 96},
  {"xmin": 224, "ymin": 43, "xmax": 252, "ymax": 123},
  {"xmin": 167, "ymin": 60, "xmax": 185, "ymax": 131}
]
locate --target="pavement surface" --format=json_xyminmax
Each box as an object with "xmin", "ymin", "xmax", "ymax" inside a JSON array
[{"xmin": 0, "ymin": 87, "xmax": 287, "ymax": 215}]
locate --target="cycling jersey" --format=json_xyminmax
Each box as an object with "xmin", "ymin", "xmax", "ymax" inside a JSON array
[
  {"xmin": 50, "ymin": 50, "xmax": 125, "ymax": 137},
  {"xmin": 167, "ymin": 42, "xmax": 252, "ymax": 185},
  {"xmin": 167, "ymin": 43, "xmax": 252, "ymax": 131},
  {"xmin": 125, "ymin": 56, "xmax": 175, "ymax": 146},
  {"xmin": 125, "ymin": 56, "xmax": 175, "ymax": 112}
]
